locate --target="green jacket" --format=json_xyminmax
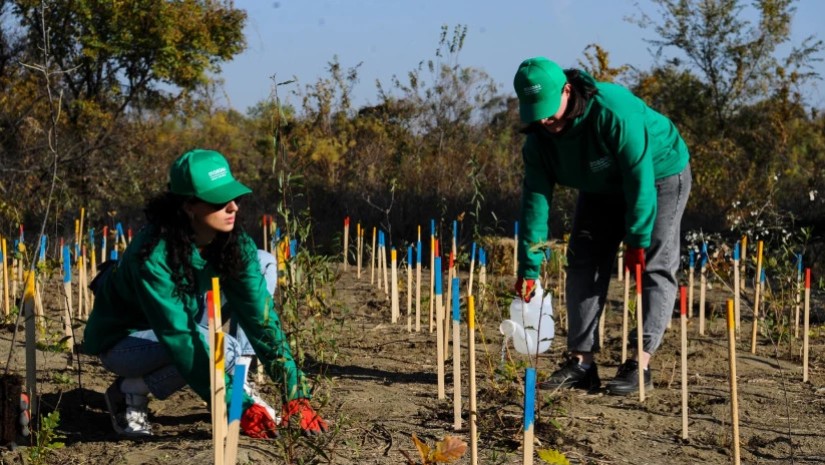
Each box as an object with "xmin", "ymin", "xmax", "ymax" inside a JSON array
[
  {"xmin": 519, "ymin": 71, "xmax": 690, "ymax": 278},
  {"xmin": 83, "ymin": 227, "xmax": 311, "ymax": 406}
]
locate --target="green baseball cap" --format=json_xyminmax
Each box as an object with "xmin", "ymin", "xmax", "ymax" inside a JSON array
[
  {"xmin": 513, "ymin": 57, "xmax": 567, "ymax": 124},
  {"xmin": 169, "ymin": 149, "xmax": 251, "ymax": 203}
]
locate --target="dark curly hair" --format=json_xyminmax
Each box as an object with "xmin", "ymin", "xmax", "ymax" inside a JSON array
[
  {"xmin": 520, "ymin": 68, "xmax": 600, "ymax": 135},
  {"xmin": 140, "ymin": 192, "xmax": 247, "ymax": 298}
]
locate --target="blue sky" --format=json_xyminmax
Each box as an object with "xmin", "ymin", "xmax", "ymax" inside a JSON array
[{"xmin": 216, "ymin": 0, "xmax": 824, "ymax": 113}]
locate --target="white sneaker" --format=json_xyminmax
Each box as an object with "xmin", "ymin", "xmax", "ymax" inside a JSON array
[{"xmin": 105, "ymin": 379, "xmax": 152, "ymax": 438}]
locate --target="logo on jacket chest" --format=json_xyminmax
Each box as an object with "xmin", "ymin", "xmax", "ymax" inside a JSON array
[{"xmin": 589, "ymin": 156, "xmax": 612, "ymax": 172}]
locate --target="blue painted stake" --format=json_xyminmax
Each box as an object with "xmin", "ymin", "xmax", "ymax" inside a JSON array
[
  {"xmin": 523, "ymin": 367, "xmax": 537, "ymax": 463},
  {"xmin": 435, "ymin": 256, "xmax": 445, "ymax": 399},
  {"xmin": 451, "ymin": 276, "xmax": 462, "ymax": 429},
  {"xmin": 39, "ymin": 236, "xmax": 47, "ymax": 264},
  {"xmin": 62, "ymin": 246, "xmax": 72, "ymax": 283}
]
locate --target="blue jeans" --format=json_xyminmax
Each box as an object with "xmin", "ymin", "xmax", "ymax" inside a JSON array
[
  {"xmin": 99, "ymin": 250, "xmax": 278, "ymax": 399},
  {"xmin": 565, "ymin": 164, "xmax": 692, "ymax": 355}
]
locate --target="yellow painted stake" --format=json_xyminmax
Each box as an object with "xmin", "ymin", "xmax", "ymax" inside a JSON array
[
  {"xmin": 2, "ymin": 238, "xmax": 8, "ymax": 317},
  {"xmin": 468, "ymin": 296, "xmax": 478, "ymax": 465},
  {"xmin": 726, "ymin": 299, "xmax": 741, "ymax": 465},
  {"xmin": 210, "ymin": 278, "xmax": 227, "ymax": 465}
]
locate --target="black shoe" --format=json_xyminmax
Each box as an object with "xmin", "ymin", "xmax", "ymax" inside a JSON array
[
  {"xmin": 538, "ymin": 358, "xmax": 600, "ymax": 391},
  {"xmin": 605, "ymin": 360, "xmax": 653, "ymax": 396}
]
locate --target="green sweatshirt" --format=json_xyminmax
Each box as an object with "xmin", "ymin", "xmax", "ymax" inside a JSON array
[
  {"xmin": 83, "ymin": 227, "xmax": 311, "ymax": 407},
  {"xmin": 518, "ymin": 71, "xmax": 690, "ymax": 278}
]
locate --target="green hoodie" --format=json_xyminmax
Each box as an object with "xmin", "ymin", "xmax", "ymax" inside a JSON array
[
  {"xmin": 83, "ymin": 227, "xmax": 311, "ymax": 407},
  {"xmin": 518, "ymin": 71, "xmax": 690, "ymax": 278}
]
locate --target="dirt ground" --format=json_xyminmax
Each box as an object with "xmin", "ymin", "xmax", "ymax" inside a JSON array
[{"xmin": 0, "ymin": 262, "xmax": 823, "ymax": 464}]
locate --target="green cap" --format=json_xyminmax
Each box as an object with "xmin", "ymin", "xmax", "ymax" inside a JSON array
[
  {"xmin": 169, "ymin": 149, "xmax": 251, "ymax": 203},
  {"xmin": 513, "ymin": 57, "xmax": 567, "ymax": 124}
]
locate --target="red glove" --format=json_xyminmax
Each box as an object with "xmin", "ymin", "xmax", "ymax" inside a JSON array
[
  {"xmin": 514, "ymin": 277, "xmax": 536, "ymax": 303},
  {"xmin": 282, "ymin": 398, "xmax": 328, "ymax": 435},
  {"xmin": 625, "ymin": 246, "xmax": 646, "ymax": 275},
  {"xmin": 240, "ymin": 403, "xmax": 279, "ymax": 439}
]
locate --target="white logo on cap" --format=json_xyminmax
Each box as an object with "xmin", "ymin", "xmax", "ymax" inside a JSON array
[
  {"xmin": 208, "ymin": 167, "xmax": 227, "ymax": 181},
  {"xmin": 523, "ymin": 84, "xmax": 542, "ymax": 95}
]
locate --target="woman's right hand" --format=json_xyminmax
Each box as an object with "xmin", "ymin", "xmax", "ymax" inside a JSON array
[
  {"xmin": 514, "ymin": 277, "xmax": 536, "ymax": 303},
  {"xmin": 240, "ymin": 403, "xmax": 279, "ymax": 438}
]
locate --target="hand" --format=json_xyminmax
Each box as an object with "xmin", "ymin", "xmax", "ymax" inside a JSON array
[
  {"xmin": 281, "ymin": 398, "xmax": 328, "ymax": 435},
  {"xmin": 624, "ymin": 246, "xmax": 646, "ymax": 275},
  {"xmin": 514, "ymin": 277, "xmax": 536, "ymax": 303},
  {"xmin": 241, "ymin": 403, "xmax": 279, "ymax": 439}
]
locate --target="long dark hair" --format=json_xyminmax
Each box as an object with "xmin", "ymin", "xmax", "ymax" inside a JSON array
[
  {"xmin": 140, "ymin": 192, "xmax": 247, "ymax": 298},
  {"xmin": 520, "ymin": 69, "xmax": 599, "ymax": 134}
]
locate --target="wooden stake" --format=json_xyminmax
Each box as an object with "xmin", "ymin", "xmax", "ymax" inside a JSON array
[
  {"xmin": 451, "ymin": 277, "xmax": 461, "ymax": 430},
  {"xmin": 381, "ymin": 233, "xmax": 389, "ymax": 298},
  {"xmin": 598, "ymin": 302, "xmax": 607, "ymax": 349},
  {"xmin": 513, "ymin": 221, "xmax": 519, "ymax": 279},
  {"xmin": 342, "ymin": 216, "xmax": 349, "ymax": 270},
  {"xmin": 617, "ymin": 242, "xmax": 624, "ymax": 281},
  {"xmin": 225, "ymin": 361, "xmax": 246, "ymax": 465},
  {"xmin": 23, "ymin": 271, "xmax": 38, "ymax": 426},
  {"xmin": 407, "ymin": 246, "xmax": 413, "ymax": 332},
  {"xmin": 444, "ymin": 251, "xmax": 454, "ymax": 360},
  {"xmin": 794, "ymin": 254, "xmax": 802, "ymax": 339},
  {"xmin": 435, "ymin": 257, "xmax": 445, "ymax": 400},
  {"xmin": 680, "ymin": 286, "xmax": 689, "ymax": 439},
  {"xmin": 750, "ymin": 240, "xmax": 764, "ymax": 354},
  {"xmin": 208, "ymin": 280, "xmax": 227, "ymax": 465},
  {"xmin": 370, "ymin": 227, "xmax": 377, "ymax": 285},
  {"xmin": 621, "ymin": 267, "xmax": 630, "ymax": 363},
  {"xmin": 429, "ymin": 221, "xmax": 436, "ymax": 333},
  {"xmin": 391, "ymin": 248, "xmax": 399, "ymax": 323},
  {"xmin": 61, "ymin": 246, "xmax": 74, "ymax": 347},
  {"xmin": 416, "ymin": 235, "xmax": 422, "ymax": 332},
  {"xmin": 803, "ymin": 268, "xmax": 811, "ymax": 382},
  {"xmin": 699, "ymin": 244, "xmax": 707, "ymax": 336},
  {"xmin": 726, "ymin": 299, "xmax": 741, "ymax": 465},
  {"xmin": 2, "ymin": 238, "xmax": 8, "ymax": 317},
  {"xmin": 635, "ymin": 264, "xmax": 645, "ymax": 402},
  {"xmin": 733, "ymin": 243, "xmax": 741, "ymax": 337},
  {"xmin": 740, "ymin": 235, "xmax": 748, "ymax": 290},
  {"xmin": 468, "ymin": 295, "xmax": 478, "ymax": 465},
  {"xmin": 357, "ymin": 223, "xmax": 363, "ymax": 279},
  {"xmin": 523, "ymin": 367, "xmax": 536, "ymax": 465},
  {"xmin": 687, "ymin": 250, "xmax": 695, "ymax": 319},
  {"xmin": 468, "ymin": 242, "xmax": 476, "ymax": 297}
]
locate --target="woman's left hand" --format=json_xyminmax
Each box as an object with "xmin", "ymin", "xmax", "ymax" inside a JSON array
[{"xmin": 281, "ymin": 398, "xmax": 329, "ymax": 435}]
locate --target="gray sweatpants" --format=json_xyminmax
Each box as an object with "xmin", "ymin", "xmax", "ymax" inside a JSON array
[{"xmin": 565, "ymin": 163, "xmax": 692, "ymax": 355}]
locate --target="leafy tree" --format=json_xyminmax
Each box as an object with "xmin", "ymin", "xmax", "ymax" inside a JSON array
[{"xmin": 634, "ymin": 0, "xmax": 822, "ymax": 131}]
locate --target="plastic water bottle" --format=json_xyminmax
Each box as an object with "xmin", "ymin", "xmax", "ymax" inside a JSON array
[{"xmin": 499, "ymin": 281, "xmax": 554, "ymax": 355}]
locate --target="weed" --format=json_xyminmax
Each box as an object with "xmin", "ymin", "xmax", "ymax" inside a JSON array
[{"xmin": 26, "ymin": 410, "xmax": 65, "ymax": 465}]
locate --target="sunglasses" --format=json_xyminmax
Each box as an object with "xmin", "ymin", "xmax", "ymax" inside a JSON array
[{"xmin": 195, "ymin": 197, "xmax": 242, "ymax": 211}]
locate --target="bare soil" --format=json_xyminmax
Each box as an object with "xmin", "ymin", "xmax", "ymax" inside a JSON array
[{"xmin": 0, "ymin": 264, "xmax": 823, "ymax": 464}]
